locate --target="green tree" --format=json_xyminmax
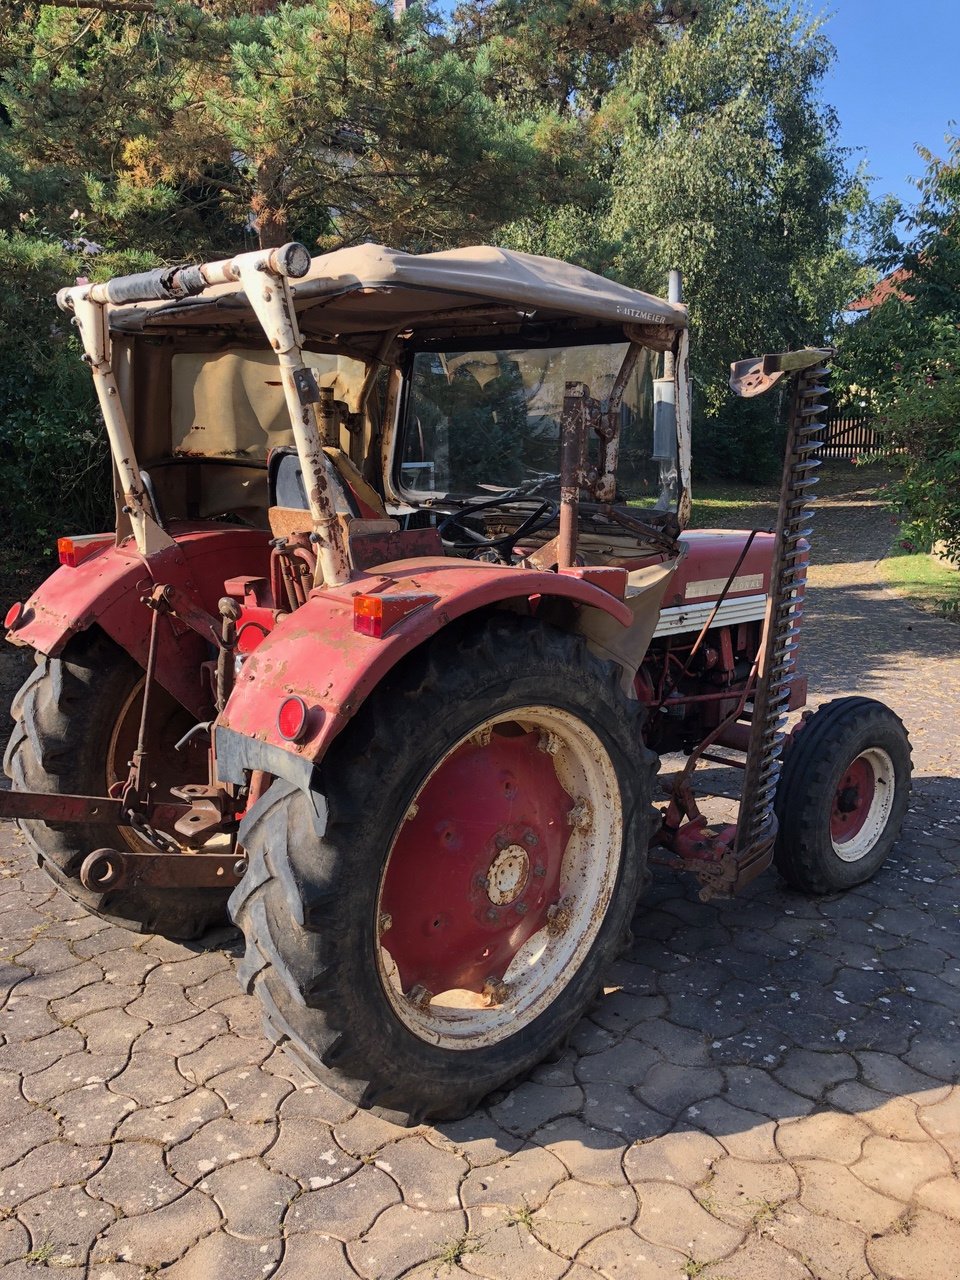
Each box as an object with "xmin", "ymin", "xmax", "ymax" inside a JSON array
[{"xmin": 840, "ymin": 133, "xmax": 960, "ymax": 562}]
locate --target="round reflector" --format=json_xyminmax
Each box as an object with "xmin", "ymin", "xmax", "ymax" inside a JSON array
[
  {"xmin": 4, "ymin": 602, "xmax": 23, "ymax": 631},
  {"xmin": 277, "ymin": 695, "xmax": 310, "ymax": 743}
]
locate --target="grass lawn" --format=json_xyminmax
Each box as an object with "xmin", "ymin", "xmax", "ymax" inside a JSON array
[{"xmin": 879, "ymin": 547, "xmax": 960, "ymax": 622}]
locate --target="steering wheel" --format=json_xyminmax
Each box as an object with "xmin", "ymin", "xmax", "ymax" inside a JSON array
[{"xmin": 437, "ymin": 493, "xmax": 559, "ymax": 562}]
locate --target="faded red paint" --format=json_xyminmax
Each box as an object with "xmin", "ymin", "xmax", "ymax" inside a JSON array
[
  {"xmin": 11, "ymin": 524, "xmax": 270, "ymax": 717},
  {"xmin": 379, "ymin": 728, "xmax": 572, "ymax": 994},
  {"xmin": 219, "ymin": 557, "xmax": 633, "ymax": 765}
]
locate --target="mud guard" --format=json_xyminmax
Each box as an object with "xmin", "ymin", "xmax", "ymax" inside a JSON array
[
  {"xmin": 7, "ymin": 526, "xmax": 271, "ymax": 719},
  {"xmin": 215, "ymin": 556, "xmax": 677, "ymax": 804}
]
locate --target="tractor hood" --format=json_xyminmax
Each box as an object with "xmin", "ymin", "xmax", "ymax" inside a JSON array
[{"xmin": 104, "ymin": 243, "xmax": 688, "ymax": 351}]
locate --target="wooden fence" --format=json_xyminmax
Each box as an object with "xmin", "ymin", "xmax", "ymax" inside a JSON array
[{"xmin": 822, "ymin": 399, "xmax": 884, "ymax": 459}]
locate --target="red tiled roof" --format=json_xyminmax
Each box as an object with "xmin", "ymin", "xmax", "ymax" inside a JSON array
[{"xmin": 847, "ymin": 268, "xmax": 913, "ymax": 311}]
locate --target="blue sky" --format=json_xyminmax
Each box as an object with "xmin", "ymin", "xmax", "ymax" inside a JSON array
[
  {"xmin": 432, "ymin": 1, "xmax": 957, "ymax": 213},
  {"xmin": 818, "ymin": 0, "xmax": 958, "ymax": 208}
]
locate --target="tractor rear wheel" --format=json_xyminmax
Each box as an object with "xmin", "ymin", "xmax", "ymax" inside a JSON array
[
  {"xmin": 4, "ymin": 629, "xmax": 227, "ymax": 938},
  {"xmin": 773, "ymin": 696, "xmax": 911, "ymax": 894},
  {"xmin": 230, "ymin": 614, "xmax": 657, "ymax": 1123}
]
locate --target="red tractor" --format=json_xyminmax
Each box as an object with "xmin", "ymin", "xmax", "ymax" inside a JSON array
[{"xmin": 2, "ymin": 243, "xmax": 911, "ymax": 1122}]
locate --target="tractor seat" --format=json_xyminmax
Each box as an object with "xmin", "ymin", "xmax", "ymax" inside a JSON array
[{"xmin": 267, "ymin": 446, "xmax": 388, "ymax": 536}]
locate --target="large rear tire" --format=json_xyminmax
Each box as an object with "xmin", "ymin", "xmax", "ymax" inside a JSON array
[
  {"xmin": 230, "ymin": 614, "xmax": 657, "ymax": 1124},
  {"xmin": 4, "ymin": 629, "xmax": 228, "ymax": 938},
  {"xmin": 773, "ymin": 696, "xmax": 911, "ymax": 894}
]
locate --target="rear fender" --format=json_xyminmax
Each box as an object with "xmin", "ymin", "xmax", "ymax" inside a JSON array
[
  {"xmin": 8, "ymin": 525, "xmax": 271, "ymax": 718},
  {"xmin": 215, "ymin": 557, "xmax": 644, "ymax": 795}
]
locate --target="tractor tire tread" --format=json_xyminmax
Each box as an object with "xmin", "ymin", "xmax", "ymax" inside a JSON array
[{"xmin": 231, "ymin": 614, "xmax": 658, "ymax": 1124}]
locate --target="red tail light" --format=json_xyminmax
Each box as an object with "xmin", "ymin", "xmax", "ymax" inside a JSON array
[
  {"xmin": 4, "ymin": 603, "xmax": 23, "ymax": 631},
  {"xmin": 57, "ymin": 534, "xmax": 112, "ymax": 568},
  {"xmin": 352, "ymin": 592, "xmax": 438, "ymax": 639}
]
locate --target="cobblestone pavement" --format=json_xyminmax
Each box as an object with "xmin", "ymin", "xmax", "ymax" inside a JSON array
[{"xmin": 0, "ymin": 479, "xmax": 958, "ymax": 1279}]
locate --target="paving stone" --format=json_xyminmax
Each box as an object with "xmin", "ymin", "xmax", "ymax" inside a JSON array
[
  {"xmin": 271, "ymin": 1233, "xmax": 358, "ymax": 1279},
  {"xmin": 51, "ymin": 982, "xmax": 143, "ymax": 1023},
  {"xmin": 916, "ymin": 1080, "xmax": 960, "ymax": 1152},
  {"xmin": 855, "ymin": 1049, "xmax": 952, "ymax": 1100},
  {"xmin": 91, "ymin": 1188, "xmax": 221, "ymax": 1269},
  {"xmin": 916, "ymin": 1174, "xmax": 960, "ymax": 1221},
  {"xmin": 774, "ymin": 1047, "xmax": 859, "ymax": 1100},
  {"xmin": 203, "ymin": 1158, "xmax": 297, "ymax": 1238},
  {"xmin": 794, "ymin": 1158, "xmax": 903, "ymax": 1235},
  {"xmin": 688, "ymin": 1097, "xmax": 780, "ymax": 1162},
  {"xmin": 135, "ymin": 1013, "xmax": 227, "ymax": 1061},
  {"xmin": 429, "ymin": 1115, "xmax": 523, "ymax": 1168},
  {"xmin": 0, "ymin": 1110, "xmax": 60, "ymax": 1170},
  {"xmin": 114, "ymin": 1087, "xmax": 225, "ymax": 1145},
  {"xmin": 0, "ymin": 1219, "xmax": 29, "ymax": 1266},
  {"xmin": 775, "ymin": 1108, "xmax": 873, "ymax": 1168},
  {"xmin": 16, "ymin": 1183, "xmax": 115, "ymax": 1267},
  {"xmin": 108, "ymin": 1056, "xmax": 194, "ymax": 1108},
  {"xmin": 10, "ymin": 960, "xmax": 102, "ymax": 1002},
  {"xmin": 699, "ymin": 1234, "xmax": 814, "ymax": 1279},
  {"xmin": 461, "ymin": 1144, "xmax": 567, "ymax": 1210},
  {"xmin": 278, "ymin": 1079, "xmax": 356, "ymax": 1126},
  {"xmin": 0, "ymin": 1141, "xmax": 107, "ymax": 1208},
  {"xmin": 578, "ymin": 1226, "xmax": 688, "ymax": 1278},
  {"xmin": 0, "ymin": 1025, "xmax": 82, "ymax": 1076},
  {"xmin": 210, "ymin": 993, "xmax": 265, "ymax": 1038},
  {"xmin": 590, "ymin": 990, "xmax": 665, "ymax": 1035},
  {"xmin": 71, "ymin": 1005, "xmax": 149, "ymax": 1056},
  {"xmin": 768, "ymin": 1202, "xmax": 872, "ymax": 1280},
  {"xmin": 827, "ymin": 1080, "xmax": 932, "ymax": 1142},
  {"xmin": 185, "ymin": 968, "xmax": 240, "ymax": 1012},
  {"xmin": 904, "ymin": 1031, "xmax": 960, "ymax": 1082},
  {"xmin": 87, "ymin": 1139, "xmax": 187, "ymax": 1214},
  {"xmin": 582, "ymin": 1083, "xmax": 673, "ymax": 1142},
  {"xmin": 628, "ymin": 1019, "xmax": 711, "ymax": 1066},
  {"xmin": 177, "ymin": 1033, "xmax": 271, "ymax": 1084},
  {"xmin": 696, "ymin": 1155, "xmax": 798, "ymax": 1227},
  {"xmin": 634, "ymin": 1062, "xmax": 724, "ymax": 1118},
  {"xmin": 532, "ymin": 1180, "xmax": 637, "ymax": 1256},
  {"xmin": 207, "ymin": 1064, "xmax": 292, "ymax": 1122},
  {"xmin": 22, "ymin": 1049, "xmax": 130, "ymax": 1104},
  {"xmin": 166, "ymin": 1117, "xmax": 276, "ymax": 1185},
  {"xmin": 851, "ymin": 1133, "xmax": 950, "ymax": 1202},
  {"xmin": 333, "ymin": 1108, "xmax": 409, "ymax": 1157},
  {"xmin": 263, "ymin": 1117, "xmax": 359, "ymax": 1187},
  {"xmin": 350, "ymin": 1204, "xmax": 466, "ymax": 1280},
  {"xmin": 624, "ymin": 1128, "xmax": 723, "ymax": 1188},
  {"xmin": 50, "ymin": 1083, "xmax": 135, "ymax": 1145},
  {"xmin": 722, "ymin": 1065, "xmax": 815, "ymax": 1121},
  {"xmin": 0, "ymin": 999, "xmax": 60, "ymax": 1043},
  {"xmin": 574, "ymin": 1039, "xmax": 660, "ymax": 1086},
  {"xmin": 374, "ymin": 1136, "xmax": 467, "ymax": 1211},
  {"xmin": 161, "ymin": 1230, "xmax": 282, "ymax": 1279},
  {"xmin": 489, "ymin": 1081, "xmax": 583, "ymax": 1135},
  {"xmin": 95, "ymin": 948, "xmax": 161, "ymax": 987},
  {"xmin": 532, "ymin": 1117, "xmax": 627, "ymax": 1186},
  {"xmin": 125, "ymin": 983, "xmax": 208, "ymax": 1028},
  {"xmin": 634, "ymin": 1181, "xmax": 744, "ymax": 1258},
  {"xmin": 866, "ymin": 1208, "xmax": 960, "ymax": 1280},
  {"xmin": 462, "ymin": 1206, "xmax": 567, "ymax": 1280},
  {"xmin": 286, "ymin": 1165, "xmax": 400, "ymax": 1239}
]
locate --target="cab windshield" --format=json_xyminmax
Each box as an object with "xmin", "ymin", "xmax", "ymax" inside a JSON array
[{"xmin": 398, "ymin": 343, "xmax": 676, "ymax": 509}]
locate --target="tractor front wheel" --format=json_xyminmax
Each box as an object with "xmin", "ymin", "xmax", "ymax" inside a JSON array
[
  {"xmin": 230, "ymin": 615, "xmax": 657, "ymax": 1123},
  {"xmin": 4, "ymin": 629, "xmax": 228, "ymax": 938},
  {"xmin": 773, "ymin": 696, "xmax": 911, "ymax": 894}
]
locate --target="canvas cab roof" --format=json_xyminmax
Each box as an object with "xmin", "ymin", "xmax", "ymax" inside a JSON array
[{"xmin": 106, "ymin": 242, "xmax": 687, "ymax": 350}]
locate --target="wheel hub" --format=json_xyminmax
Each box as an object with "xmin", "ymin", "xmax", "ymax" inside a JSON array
[{"xmin": 486, "ymin": 845, "xmax": 530, "ymax": 905}]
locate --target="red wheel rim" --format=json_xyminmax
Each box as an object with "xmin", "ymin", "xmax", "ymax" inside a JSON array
[
  {"xmin": 830, "ymin": 755, "xmax": 876, "ymax": 844},
  {"xmin": 379, "ymin": 724, "xmax": 574, "ymax": 998}
]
